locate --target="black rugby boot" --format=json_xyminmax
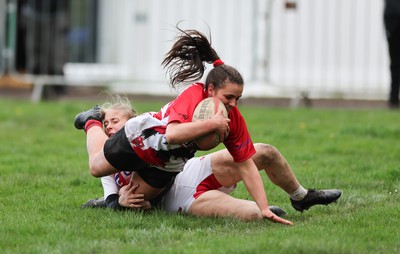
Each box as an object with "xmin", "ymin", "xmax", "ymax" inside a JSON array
[
  {"xmin": 291, "ymin": 189, "xmax": 342, "ymax": 212},
  {"xmin": 81, "ymin": 197, "xmax": 106, "ymax": 208},
  {"xmin": 269, "ymin": 206, "xmax": 287, "ymax": 217},
  {"xmin": 74, "ymin": 105, "xmax": 103, "ymax": 130}
]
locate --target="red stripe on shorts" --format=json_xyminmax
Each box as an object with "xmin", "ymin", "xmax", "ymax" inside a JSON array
[{"xmin": 193, "ymin": 174, "xmax": 222, "ymax": 199}]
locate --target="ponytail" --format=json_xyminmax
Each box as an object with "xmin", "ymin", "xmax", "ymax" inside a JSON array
[
  {"xmin": 162, "ymin": 26, "xmax": 244, "ymax": 91},
  {"xmin": 162, "ymin": 27, "xmax": 219, "ymax": 89}
]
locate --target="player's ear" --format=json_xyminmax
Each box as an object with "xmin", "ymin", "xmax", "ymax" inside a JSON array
[{"xmin": 207, "ymin": 83, "xmax": 216, "ymax": 97}]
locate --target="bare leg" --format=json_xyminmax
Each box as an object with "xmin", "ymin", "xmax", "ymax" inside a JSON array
[
  {"xmin": 85, "ymin": 127, "xmax": 163, "ymax": 200},
  {"xmin": 250, "ymin": 144, "xmax": 345, "ymax": 207},
  {"xmin": 210, "ymin": 143, "xmax": 341, "ymax": 213},
  {"xmin": 251, "ymin": 143, "xmax": 300, "ymax": 194},
  {"xmin": 86, "ymin": 126, "xmax": 119, "ymax": 177},
  {"xmin": 211, "ymin": 143, "xmax": 300, "ymax": 194},
  {"xmin": 189, "ymin": 190, "xmax": 262, "ymax": 221},
  {"xmin": 130, "ymin": 173, "xmax": 164, "ymax": 201}
]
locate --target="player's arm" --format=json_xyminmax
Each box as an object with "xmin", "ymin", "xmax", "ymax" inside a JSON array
[
  {"xmin": 166, "ymin": 110, "xmax": 229, "ymax": 144},
  {"xmin": 118, "ymin": 182, "xmax": 152, "ymax": 210},
  {"xmin": 237, "ymin": 158, "xmax": 293, "ymax": 225},
  {"xmin": 106, "ymin": 182, "xmax": 151, "ymax": 210}
]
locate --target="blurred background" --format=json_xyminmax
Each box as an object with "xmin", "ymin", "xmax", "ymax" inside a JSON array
[{"xmin": 0, "ymin": 0, "xmax": 390, "ymax": 105}]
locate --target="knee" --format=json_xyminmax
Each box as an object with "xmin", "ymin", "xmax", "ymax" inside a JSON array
[
  {"xmin": 89, "ymin": 166, "xmax": 101, "ymax": 177},
  {"xmin": 88, "ymin": 159, "xmax": 103, "ymax": 177},
  {"xmin": 254, "ymin": 143, "xmax": 280, "ymax": 162}
]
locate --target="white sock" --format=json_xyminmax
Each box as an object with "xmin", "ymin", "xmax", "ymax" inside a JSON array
[{"xmin": 290, "ymin": 185, "xmax": 308, "ymax": 201}]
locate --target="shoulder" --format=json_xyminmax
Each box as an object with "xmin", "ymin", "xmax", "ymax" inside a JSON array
[
  {"xmin": 173, "ymin": 83, "xmax": 207, "ymax": 105},
  {"xmin": 180, "ymin": 82, "xmax": 205, "ymax": 94}
]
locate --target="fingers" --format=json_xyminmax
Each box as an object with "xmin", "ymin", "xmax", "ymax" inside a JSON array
[
  {"xmin": 216, "ymin": 109, "xmax": 230, "ymax": 119},
  {"xmin": 266, "ymin": 215, "xmax": 294, "ymax": 225},
  {"xmin": 214, "ymin": 109, "xmax": 229, "ymax": 122},
  {"xmin": 263, "ymin": 209, "xmax": 294, "ymax": 225},
  {"xmin": 224, "ymin": 127, "xmax": 230, "ymax": 139},
  {"xmin": 122, "ymin": 196, "xmax": 146, "ymax": 208},
  {"xmin": 118, "ymin": 183, "xmax": 146, "ymax": 208},
  {"xmin": 213, "ymin": 111, "xmax": 230, "ymax": 141},
  {"xmin": 128, "ymin": 182, "xmax": 140, "ymax": 193},
  {"xmin": 216, "ymin": 109, "xmax": 225, "ymax": 117},
  {"xmin": 127, "ymin": 198, "xmax": 146, "ymax": 208},
  {"xmin": 127, "ymin": 193, "xmax": 145, "ymax": 202},
  {"xmin": 218, "ymin": 129, "xmax": 230, "ymax": 142}
]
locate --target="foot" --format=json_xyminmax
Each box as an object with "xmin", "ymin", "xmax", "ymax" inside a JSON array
[
  {"xmin": 81, "ymin": 197, "xmax": 106, "ymax": 208},
  {"xmin": 269, "ymin": 206, "xmax": 286, "ymax": 217},
  {"xmin": 291, "ymin": 189, "xmax": 342, "ymax": 212},
  {"xmin": 74, "ymin": 105, "xmax": 103, "ymax": 130}
]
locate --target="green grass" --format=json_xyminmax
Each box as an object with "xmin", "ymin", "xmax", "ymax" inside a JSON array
[{"xmin": 0, "ymin": 97, "xmax": 399, "ymax": 254}]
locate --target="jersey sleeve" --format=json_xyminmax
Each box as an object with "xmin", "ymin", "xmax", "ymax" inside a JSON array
[
  {"xmin": 167, "ymin": 83, "xmax": 207, "ymax": 124},
  {"xmin": 223, "ymin": 107, "xmax": 256, "ymax": 163}
]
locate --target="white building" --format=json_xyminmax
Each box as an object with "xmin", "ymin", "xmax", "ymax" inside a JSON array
[
  {"xmin": 92, "ymin": 0, "xmax": 389, "ymax": 100},
  {"xmin": 1, "ymin": 0, "xmax": 390, "ymax": 101}
]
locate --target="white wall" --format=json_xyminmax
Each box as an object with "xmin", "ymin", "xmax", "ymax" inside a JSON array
[
  {"xmin": 97, "ymin": 0, "xmax": 261, "ymax": 96},
  {"xmin": 267, "ymin": 0, "xmax": 389, "ymax": 99},
  {"xmin": 96, "ymin": 0, "xmax": 390, "ymax": 100}
]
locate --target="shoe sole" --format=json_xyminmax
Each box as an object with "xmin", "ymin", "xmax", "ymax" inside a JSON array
[
  {"xmin": 294, "ymin": 199, "xmax": 339, "ymax": 212},
  {"xmin": 293, "ymin": 192, "xmax": 342, "ymax": 212}
]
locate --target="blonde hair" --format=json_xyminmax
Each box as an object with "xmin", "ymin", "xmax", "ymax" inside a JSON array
[{"xmin": 100, "ymin": 94, "xmax": 137, "ymax": 119}]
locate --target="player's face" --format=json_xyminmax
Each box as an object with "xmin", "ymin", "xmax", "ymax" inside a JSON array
[
  {"xmin": 208, "ymin": 81, "xmax": 243, "ymax": 112},
  {"xmin": 103, "ymin": 109, "xmax": 130, "ymax": 137}
]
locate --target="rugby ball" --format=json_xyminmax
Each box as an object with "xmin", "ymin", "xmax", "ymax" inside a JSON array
[{"xmin": 192, "ymin": 97, "xmax": 228, "ymax": 150}]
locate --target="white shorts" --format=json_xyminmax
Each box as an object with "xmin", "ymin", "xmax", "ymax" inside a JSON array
[{"xmin": 160, "ymin": 154, "xmax": 236, "ymax": 214}]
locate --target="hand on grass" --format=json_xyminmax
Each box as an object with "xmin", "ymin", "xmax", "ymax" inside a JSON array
[{"xmin": 262, "ymin": 208, "xmax": 293, "ymax": 225}]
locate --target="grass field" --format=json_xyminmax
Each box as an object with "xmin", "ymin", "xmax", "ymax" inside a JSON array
[{"xmin": 0, "ymin": 97, "xmax": 399, "ymax": 254}]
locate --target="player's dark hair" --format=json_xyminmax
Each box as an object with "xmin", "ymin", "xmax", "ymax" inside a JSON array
[{"xmin": 162, "ymin": 27, "xmax": 243, "ymax": 90}]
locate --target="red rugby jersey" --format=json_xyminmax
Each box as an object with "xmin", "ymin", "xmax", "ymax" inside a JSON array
[{"xmin": 126, "ymin": 83, "xmax": 255, "ymax": 172}]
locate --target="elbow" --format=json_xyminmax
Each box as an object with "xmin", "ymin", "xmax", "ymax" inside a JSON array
[
  {"xmin": 89, "ymin": 166, "xmax": 101, "ymax": 177},
  {"xmin": 166, "ymin": 122, "xmax": 185, "ymax": 145},
  {"xmin": 165, "ymin": 132, "xmax": 180, "ymax": 145},
  {"xmin": 165, "ymin": 133, "xmax": 173, "ymax": 144}
]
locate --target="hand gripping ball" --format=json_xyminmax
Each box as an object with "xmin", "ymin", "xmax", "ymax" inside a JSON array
[{"xmin": 192, "ymin": 97, "xmax": 228, "ymax": 150}]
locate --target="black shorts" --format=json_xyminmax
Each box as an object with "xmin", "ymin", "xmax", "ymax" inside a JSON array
[{"xmin": 104, "ymin": 126, "xmax": 178, "ymax": 188}]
